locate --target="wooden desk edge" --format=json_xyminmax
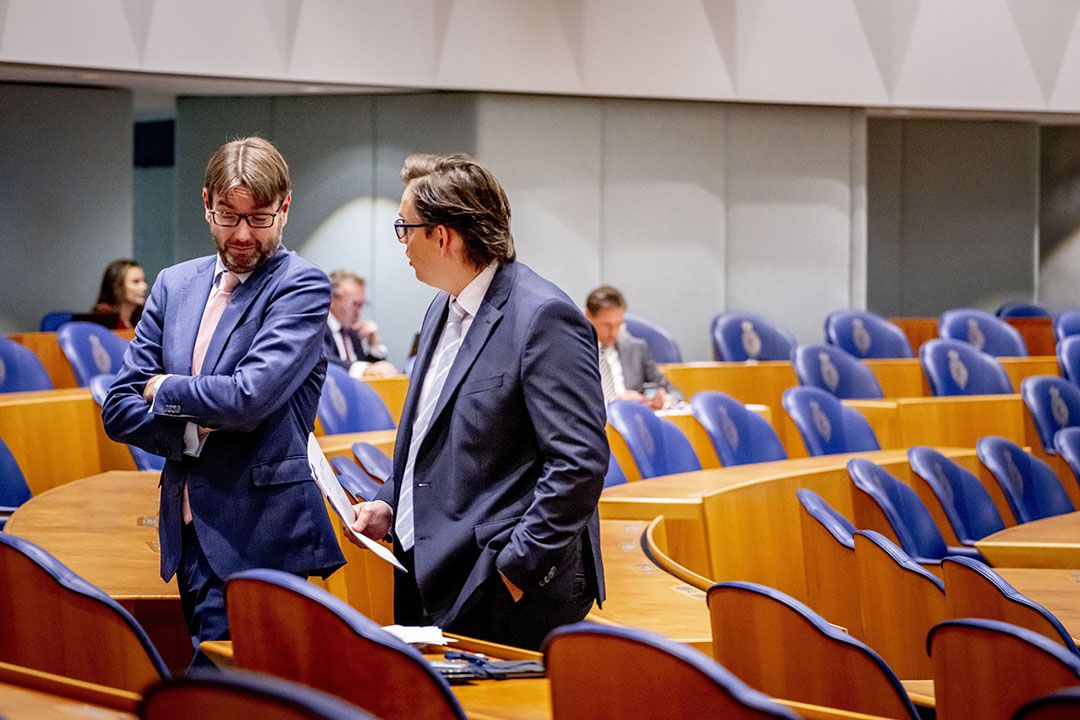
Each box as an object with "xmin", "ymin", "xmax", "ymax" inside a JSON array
[{"xmin": 0, "ymin": 660, "xmax": 142, "ymax": 713}]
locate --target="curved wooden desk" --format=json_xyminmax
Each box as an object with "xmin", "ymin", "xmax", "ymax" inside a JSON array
[{"xmin": 976, "ymin": 512, "xmax": 1080, "ymax": 569}]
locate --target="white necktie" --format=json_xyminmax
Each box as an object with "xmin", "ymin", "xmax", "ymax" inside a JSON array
[
  {"xmin": 599, "ymin": 347, "xmax": 616, "ymax": 402},
  {"xmin": 396, "ymin": 301, "xmax": 468, "ymax": 551}
]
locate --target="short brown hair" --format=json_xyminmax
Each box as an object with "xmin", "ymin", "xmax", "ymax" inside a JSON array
[
  {"xmin": 585, "ymin": 285, "xmax": 626, "ymax": 315},
  {"xmin": 204, "ymin": 136, "xmax": 290, "ymax": 207},
  {"xmin": 402, "ymin": 153, "xmax": 515, "ymax": 268},
  {"xmin": 328, "ymin": 269, "xmax": 366, "ymax": 295}
]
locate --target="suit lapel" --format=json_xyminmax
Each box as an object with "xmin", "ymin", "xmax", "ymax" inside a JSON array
[
  {"xmin": 201, "ymin": 250, "xmax": 286, "ymax": 375},
  {"xmin": 171, "ymin": 257, "xmax": 217, "ymax": 375}
]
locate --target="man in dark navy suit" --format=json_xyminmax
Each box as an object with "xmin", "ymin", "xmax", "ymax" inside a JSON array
[
  {"xmin": 349, "ymin": 153, "xmax": 607, "ymax": 650},
  {"xmin": 103, "ymin": 137, "xmax": 344, "ymax": 666}
]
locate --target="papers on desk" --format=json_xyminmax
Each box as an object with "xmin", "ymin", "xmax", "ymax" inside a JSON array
[
  {"xmin": 383, "ymin": 625, "xmax": 455, "ymax": 647},
  {"xmin": 306, "ymin": 433, "xmax": 406, "ymax": 573}
]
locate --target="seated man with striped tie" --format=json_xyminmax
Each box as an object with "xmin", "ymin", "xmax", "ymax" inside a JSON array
[
  {"xmin": 585, "ymin": 284, "xmax": 678, "ymax": 410},
  {"xmin": 324, "ymin": 269, "xmax": 398, "ymax": 379},
  {"xmin": 102, "ymin": 137, "xmax": 344, "ymax": 667}
]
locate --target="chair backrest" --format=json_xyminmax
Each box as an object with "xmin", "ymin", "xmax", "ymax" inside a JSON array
[
  {"xmin": 1056, "ymin": 334, "xmax": 1080, "ymax": 384},
  {"xmin": 907, "ymin": 446, "xmax": 1005, "ymax": 545},
  {"xmin": 350, "ymin": 441, "xmax": 392, "ymax": 484},
  {"xmin": 939, "ymin": 307, "xmax": 1028, "ymax": 357},
  {"xmin": 848, "ymin": 458, "xmax": 949, "ymax": 562},
  {"xmin": 710, "ymin": 311, "xmax": 796, "ymax": 361},
  {"xmin": 227, "ymin": 568, "xmax": 466, "ymax": 720},
  {"xmin": 1053, "ymin": 309, "xmax": 1080, "ymax": 343},
  {"xmin": 623, "ymin": 312, "xmax": 683, "ymax": 364},
  {"xmin": 853, "ymin": 530, "xmax": 946, "ymax": 680},
  {"xmin": 1022, "ymin": 376, "xmax": 1080, "ymax": 453},
  {"xmin": 0, "ymin": 533, "xmax": 169, "ymax": 692},
  {"xmin": 603, "ymin": 451, "xmax": 628, "ymax": 487},
  {"xmin": 0, "ymin": 436, "xmax": 32, "ymax": 512},
  {"xmin": 690, "ymin": 391, "xmax": 786, "ymax": 466},
  {"xmin": 544, "ymin": 622, "xmax": 798, "ymax": 720},
  {"xmin": 976, "ymin": 436, "xmax": 1075, "ymax": 523},
  {"xmin": 39, "ymin": 311, "xmax": 74, "ymax": 332},
  {"xmin": 0, "ymin": 336, "xmax": 53, "ymax": 392},
  {"xmin": 795, "ymin": 488, "xmax": 862, "ymax": 637},
  {"xmin": 88, "ymin": 372, "xmax": 165, "ymax": 472},
  {"xmin": 329, "ymin": 456, "xmax": 381, "ymax": 502},
  {"xmin": 941, "ymin": 555, "xmax": 1079, "ymax": 655},
  {"xmin": 317, "ymin": 363, "xmax": 395, "ymax": 434},
  {"xmin": 997, "ymin": 302, "xmax": 1052, "ymax": 319},
  {"xmin": 707, "ymin": 581, "xmax": 918, "ymax": 719},
  {"xmin": 781, "ymin": 386, "xmax": 880, "ymax": 457},
  {"xmin": 1014, "ymin": 688, "xmax": 1080, "ymax": 720},
  {"xmin": 607, "ymin": 400, "xmax": 702, "ymax": 479},
  {"xmin": 920, "ymin": 338, "xmax": 1014, "ymax": 396},
  {"xmin": 1053, "ymin": 427, "xmax": 1080, "ymax": 497},
  {"xmin": 929, "ymin": 618, "xmax": 1080, "ymax": 720},
  {"xmin": 792, "ymin": 344, "xmax": 884, "ymax": 399},
  {"xmin": 56, "ymin": 321, "xmax": 130, "ymax": 387},
  {"xmin": 140, "ymin": 670, "xmax": 377, "ymax": 720},
  {"xmin": 824, "ymin": 309, "xmax": 913, "ymax": 359}
]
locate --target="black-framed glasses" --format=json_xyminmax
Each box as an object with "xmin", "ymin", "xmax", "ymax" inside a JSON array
[
  {"xmin": 209, "ymin": 201, "xmax": 286, "ymax": 229},
  {"xmin": 394, "ymin": 218, "xmax": 428, "ymax": 240}
]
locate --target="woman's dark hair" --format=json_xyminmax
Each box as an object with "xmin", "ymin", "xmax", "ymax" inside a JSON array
[{"xmin": 96, "ymin": 259, "xmax": 141, "ymax": 306}]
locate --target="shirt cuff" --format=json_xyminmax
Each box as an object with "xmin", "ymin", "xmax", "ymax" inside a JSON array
[
  {"xmin": 147, "ymin": 374, "xmax": 173, "ymax": 414},
  {"xmin": 347, "ymin": 361, "xmax": 372, "ymax": 379},
  {"xmin": 182, "ymin": 422, "xmax": 211, "ymax": 457}
]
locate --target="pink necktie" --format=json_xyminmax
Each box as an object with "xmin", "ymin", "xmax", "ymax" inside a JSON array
[{"xmin": 192, "ymin": 271, "xmax": 240, "ymax": 374}]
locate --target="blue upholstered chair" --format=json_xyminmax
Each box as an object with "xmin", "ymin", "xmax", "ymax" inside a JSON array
[
  {"xmin": 317, "ymin": 363, "xmax": 395, "ymax": 435},
  {"xmin": 56, "ymin": 321, "xmax": 130, "ymax": 387},
  {"xmin": 1053, "ymin": 309, "xmax": 1080, "ymax": 343},
  {"xmin": 544, "ymin": 622, "xmax": 797, "ymax": 720},
  {"xmin": 997, "ymin": 302, "xmax": 1052, "ymax": 319},
  {"xmin": 707, "ymin": 581, "xmax": 918, "ymax": 718},
  {"xmin": 226, "ymin": 568, "xmax": 466, "ymax": 720},
  {"xmin": 848, "ymin": 458, "xmax": 981, "ymax": 565},
  {"xmin": 88, "ymin": 373, "xmax": 165, "ymax": 472},
  {"xmin": 824, "ymin": 309, "xmax": 913, "ymax": 359},
  {"xmin": 603, "ymin": 452, "xmax": 628, "ymax": 487},
  {"xmin": 941, "ymin": 555, "xmax": 1079, "ymax": 655},
  {"xmin": 607, "ymin": 400, "xmax": 701, "ymax": 479},
  {"xmin": 920, "ymin": 338, "xmax": 1013, "ymax": 396},
  {"xmin": 929, "ymin": 619, "xmax": 1080, "ymax": 720},
  {"xmin": 1021, "ymin": 376, "xmax": 1080, "ymax": 454},
  {"xmin": 690, "ymin": 391, "xmax": 786, "ymax": 467},
  {"xmin": 709, "ymin": 311, "xmax": 796, "ymax": 361},
  {"xmin": 781, "ymin": 386, "xmax": 879, "ymax": 457},
  {"xmin": 907, "ymin": 446, "xmax": 1005, "ymax": 545},
  {"xmin": 329, "ymin": 456, "xmax": 381, "ymax": 502},
  {"xmin": 1054, "ymin": 427, "xmax": 1080, "ymax": 496},
  {"xmin": 0, "ymin": 336, "xmax": 53, "ymax": 392},
  {"xmin": 1014, "ymin": 688, "xmax": 1080, "ymax": 720},
  {"xmin": 792, "ymin": 344, "xmax": 884, "ymax": 399},
  {"xmin": 623, "ymin": 312, "xmax": 683, "ymax": 364},
  {"xmin": 977, "ymin": 436, "xmax": 1075, "ymax": 523},
  {"xmin": 0, "ymin": 437, "xmax": 32, "ymax": 530},
  {"xmin": 38, "ymin": 311, "xmax": 73, "ymax": 332},
  {"xmin": 140, "ymin": 670, "xmax": 377, "ymax": 720},
  {"xmin": 1056, "ymin": 335, "xmax": 1080, "ymax": 384},
  {"xmin": 0, "ymin": 533, "xmax": 169, "ymax": 691},
  {"xmin": 939, "ymin": 308, "xmax": 1028, "ymax": 357},
  {"xmin": 350, "ymin": 442, "xmax": 391, "ymax": 484},
  {"xmin": 796, "ymin": 488, "xmax": 862, "ymax": 637}
]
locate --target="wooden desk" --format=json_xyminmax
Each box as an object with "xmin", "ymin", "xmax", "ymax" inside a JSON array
[
  {"xmin": 996, "ymin": 568, "xmax": 1080, "ymax": 643},
  {"xmin": 358, "ymin": 375, "xmax": 408, "ymax": 425},
  {"xmin": 976, "ymin": 512, "xmax": 1080, "ymax": 568},
  {"xmin": 317, "ymin": 429, "xmax": 396, "ymax": 462},
  {"xmin": 862, "ymin": 359, "xmax": 930, "ymax": 398},
  {"xmin": 889, "ymin": 317, "xmax": 938, "ymax": 354},
  {"xmin": 0, "ymin": 661, "xmax": 138, "ymax": 719},
  {"xmin": 1005, "ymin": 317, "xmax": 1056, "ymax": 357},
  {"xmin": 844, "ymin": 395, "xmax": 1026, "ymax": 452},
  {"xmin": 10, "ymin": 330, "xmax": 134, "ymax": 390}
]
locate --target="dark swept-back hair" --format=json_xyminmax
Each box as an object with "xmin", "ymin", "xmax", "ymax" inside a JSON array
[
  {"xmin": 96, "ymin": 259, "xmax": 142, "ymax": 306},
  {"xmin": 204, "ymin": 136, "xmax": 290, "ymax": 207},
  {"xmin": 585, "ymin": 284, "xmax": 627, "ymax": 315},
  {"xmin": 402, "ymin": 153, "xmax": 516, "ymax": 268}
]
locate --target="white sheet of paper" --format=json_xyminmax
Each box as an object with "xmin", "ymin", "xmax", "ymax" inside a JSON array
[{"xmin": 306, "ymin": 433, "xmax": 406, "ymax": 573}]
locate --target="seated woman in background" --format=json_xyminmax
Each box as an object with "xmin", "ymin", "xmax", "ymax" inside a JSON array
[{"xmin": 92, "ymin": 259, "xmax": 147, "ymax": 329}]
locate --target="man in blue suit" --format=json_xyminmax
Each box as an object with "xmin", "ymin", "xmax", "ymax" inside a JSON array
[
  {"xmin": 102, "ymin": 137, "xmax": 344, "ymax": 666},
  {"xmin": 350, "ymin": 153, "xmax": 608, "ymax": 650}
]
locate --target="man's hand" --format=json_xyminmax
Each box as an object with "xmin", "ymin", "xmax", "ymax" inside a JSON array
[
  {"xmin": 143, "ymin": 374, "xmax": 167, "ymax": 403},
  {"xmin": 362, "ymin": 360, "xmax": 399, "ymax": 379},
  {"xmin": 647, "ymin": 388, "xmax": 667, "ymax": 411},
  {"xmin": 500, "ymin": 572, "xmax": 524, "ymax": 602},
  {"xmin": 347, "ymin": 500, "xmax": 393, "ymax": 544},
  {"xmin": 353, "ymin": 318, "xmax": 380, "ymax": 345}
]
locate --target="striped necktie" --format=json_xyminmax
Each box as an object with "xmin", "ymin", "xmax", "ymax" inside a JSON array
[{"xmin": 599, "ymin": 347, "xmax": 616, "ymax": 402}]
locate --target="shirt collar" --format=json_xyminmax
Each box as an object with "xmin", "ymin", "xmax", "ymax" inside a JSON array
[
  {"xmin": 452, "ymin": 262, "xmax": 498, "ymax": 318},
  {"xmin": 327, "ymin": 313, "xmax": 344, "ymax": 333},
  {"xmin": 214, "ymin": 255, "xmax": 253, "ymax": 286}
]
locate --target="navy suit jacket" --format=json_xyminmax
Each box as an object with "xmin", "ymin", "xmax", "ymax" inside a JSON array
[
  {"xmin": 102, "ymin": 248, "xmax": 345, "ymax": 583},
  {"xmin": 376, "ymin": 261, "xmax": 608, "ymax": 626}
]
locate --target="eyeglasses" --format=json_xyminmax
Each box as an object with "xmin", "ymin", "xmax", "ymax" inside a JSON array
[
  {"xmin": 394, "ymin": 218, "xmax": 429, "ymax": 240},
  {"xmin": 208, "ymin": 201, "xmax": 286, "ymax": 229}
]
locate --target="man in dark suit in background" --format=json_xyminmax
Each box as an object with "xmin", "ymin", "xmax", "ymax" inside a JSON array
[
  {"xmin": 349, "ymin": 153, "xmax": 607, "ymax": 650},
  {"xmin": 585, "ymin": 284, "xmax": 679, "ymax": 410},
  {"xmin": 103, "ymin": 137, "xmax": 344, "ymax": 666},
  {"xmin": 324, "ymin": 269, "xmax": 398, "ymax": 378}
]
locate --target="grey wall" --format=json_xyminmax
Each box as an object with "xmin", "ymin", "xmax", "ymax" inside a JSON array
[
  {"xmin": 867, "ymin": 118, "xmax": 1040, "ymax": 316},
  {"xmin": 0, "ymin": 84, "xmax": 133, "ymax": 332},
  {"xmin": 1039, "ymin": 126, "xmax": 1080, "ymax": 309}
]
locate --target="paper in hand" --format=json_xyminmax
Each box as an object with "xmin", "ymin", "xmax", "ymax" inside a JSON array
[{"xmin": 306, "ymin": 433, "xmax": 406, "ymax": 572}]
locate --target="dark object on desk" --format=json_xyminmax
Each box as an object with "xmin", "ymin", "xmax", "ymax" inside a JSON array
[
  {"xmin": 434, "ymin": 651, "xmax": 545, "ymax": 682},
  {"xmin": 71, "ymin": 311, "xmax": 121, "ymax": 329}
]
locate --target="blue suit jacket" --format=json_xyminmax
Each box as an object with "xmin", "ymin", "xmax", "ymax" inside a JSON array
[
  {"xmin": 376, "ymin": 261, "xmax": 607, "ymax": 626},
  {"xmin": 102, "ymin": 248, "xmax": 345, "ymax": 583}
]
